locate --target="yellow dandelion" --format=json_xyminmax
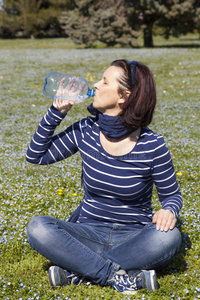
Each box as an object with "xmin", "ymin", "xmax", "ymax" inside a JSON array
[
  {"xmin": 90, "ymin": 76, "xmax": 94, "ymax": 82},
  {"xmin": 176, "ymin": 172, "xmax": 182, "ymax": 176},
  {"xmin": 58, "ymin": 188, "xmax": 63, "ymax": 195},
  {"xmin": 191, "ymin": 174, "xmax": 195, "ymax": 178},
  {"xmin": 72, "ymin": 193, "xmax": 77, "ymax": 196},
  {"xmin": 86, "ymin": 73, "xmax": 91, "ymax": 79}
]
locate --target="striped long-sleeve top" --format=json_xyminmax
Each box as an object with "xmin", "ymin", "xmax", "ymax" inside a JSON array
[{"xmin": 26, "ymin": 105, "xmax": 183, "ymax": 228}]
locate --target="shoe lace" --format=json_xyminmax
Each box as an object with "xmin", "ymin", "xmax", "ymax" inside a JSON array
[
  {"xmin": 68, "ymin": 273, "xmax": 91, "ymax": 286},
  {"xmin": 115, "ymin": 273, "xmax": 137, "ymax": 289}
]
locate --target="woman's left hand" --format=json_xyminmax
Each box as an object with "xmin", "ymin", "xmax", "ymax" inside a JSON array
[{"xmin": 152, "ymin": 209, "xmax": 176, "ymax": 232}]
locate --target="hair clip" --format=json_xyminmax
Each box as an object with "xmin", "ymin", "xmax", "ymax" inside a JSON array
[{"xmin": 127, "ymin": 61, "xmax": 138, "ymax": 87}]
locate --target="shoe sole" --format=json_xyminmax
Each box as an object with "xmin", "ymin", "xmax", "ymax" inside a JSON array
[
  {"xmin": 49, "ymin": 266, "xmax": 67, "ymax": 287},
  {"xmin": 49, "ymin": 266, "xmax": 57, "ymax": 287},
  {"xmin": 121, "ymin": 289, "xmax": 137, "ymax": 295},
  {"xmin": 144, "ymin": 270, "xmax": 159, "ymax": 291}
]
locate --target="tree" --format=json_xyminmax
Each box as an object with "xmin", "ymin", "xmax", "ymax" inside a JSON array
[
  {"xmin": 194, "ymin": 7, "xmax": 200, "ymax": 38},
  {"xmin": 0, "ymin": 0, "xmax": 74, "ymax": 38},
  {"xmin": 16, "ymin": 0, "xmax": 44, "ymax": 37},
  {"xmin": 127, "ymin": 0, "xmax": 199, "ymax": 47},
  {"xmin": 60, "ymin": 0, "xmax": 199, "ymax": 48},
  {"xmin": 158, "ymin": 0, "xmax": 197, "ymax": 38},
  {"xmin": 59, "ymin": 0, "xmax": 141, "ymax": 47},
  {"xmin": 126, "ymin": 0, "xmax": 161, "ymax": 47}
]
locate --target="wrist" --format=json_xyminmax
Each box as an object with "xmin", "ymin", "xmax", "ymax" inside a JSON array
[{"xmin": 50, "ymin": 104, "xmax": 67, "ymax": 118}]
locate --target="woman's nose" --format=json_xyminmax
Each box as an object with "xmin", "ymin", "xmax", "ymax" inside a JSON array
[{"xmin": 94, "ymin": 81, "xmax": 100, "ymax": 89}]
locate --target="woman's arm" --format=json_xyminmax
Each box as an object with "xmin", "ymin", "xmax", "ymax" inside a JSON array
[
  {"xmin": 151, "ymin": 135, "xmax": 183, "ymax": 231},
  {"xmin": 26, "ymin": 105, "xmax": 79, "ymax": 165}
]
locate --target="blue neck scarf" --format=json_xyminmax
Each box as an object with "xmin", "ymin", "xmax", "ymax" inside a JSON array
[{"xmin": 87, "ymin": 103, "xmax": 137, "ymax": 140}]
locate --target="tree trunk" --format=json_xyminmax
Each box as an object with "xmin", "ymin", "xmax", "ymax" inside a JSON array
[{"xmin": 143, "ymin": 23, "xmax": 153, "ymax": 47}]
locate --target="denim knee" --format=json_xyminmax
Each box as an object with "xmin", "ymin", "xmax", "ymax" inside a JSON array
[
  {"xmin": 150, "ymin": 223, "xmax": 181, "ymax": 250},
  {"xmin": 161, "ymin": 226, "xmax": 182, "ymax": 253},
  {"xmin": 27, "ymin": 215, "xmax": 51, "ymax": 246}
]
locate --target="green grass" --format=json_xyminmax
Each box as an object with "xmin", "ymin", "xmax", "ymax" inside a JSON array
[
  {"xmin": 0, "ymin": 38, "xmax": 82, "ymax": 50},
  {"xmin": 140, "ymin": 33, "xmax": 200, "ymax": 48},
  {"xmin": 0, "ymin": 38, "xmax": 199, "ymax": 299},
  {"xmin": 0, "ymin": 33, "xmax": 199, "ymax": 49}
]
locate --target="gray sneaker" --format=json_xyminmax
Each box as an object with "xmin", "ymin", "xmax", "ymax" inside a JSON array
[
  {"xmin": 128, "ymin": 269, "xmax": 159, "ymax": 292},
  {"xmin": 48, "ymin": 266, "xmax": 91, "ymax": 287},
  {"xmin": 108, "ymin": 269, "xmax": 159, "ymax": 294}
]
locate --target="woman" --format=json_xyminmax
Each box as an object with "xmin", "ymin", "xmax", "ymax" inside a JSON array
[{"xmin": 26, "ymin": 59, "xmax": 182, "ymax": 294}]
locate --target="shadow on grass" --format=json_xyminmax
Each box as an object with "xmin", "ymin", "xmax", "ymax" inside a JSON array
[
  {"xmin": 178, "ymin": 37, "xmax": 200, "ymax": 41},
  {"xmin": 154, "ymin": 44, "xmax": 200, "ymax": 48}
]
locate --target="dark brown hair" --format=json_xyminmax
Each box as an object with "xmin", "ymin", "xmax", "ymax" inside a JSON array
[{"xmin": 111, "ymin": 59, "xmax": 157, "ymax": 128}]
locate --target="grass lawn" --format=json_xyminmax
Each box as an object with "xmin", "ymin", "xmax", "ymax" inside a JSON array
[{"xmin": 0, "ymin": 37, "xmax": 199, "ymax": 299}]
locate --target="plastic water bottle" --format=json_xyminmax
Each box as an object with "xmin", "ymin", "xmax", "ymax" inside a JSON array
[{"xmin": 43, "ymin": 72, "xmax": 95, "ymax": 103}]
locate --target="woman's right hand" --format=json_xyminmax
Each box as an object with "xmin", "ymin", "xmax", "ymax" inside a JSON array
[
  {"xmin": 53, "ymin": 77, "xmax": 75, "ymax": 114},
  {"xmin": 53, "ymin": 77, "xmax": 85, "ymax": 114},
  {"xmin": 53, "ymin": 98, "xmax": 74, "ymax": 114}
]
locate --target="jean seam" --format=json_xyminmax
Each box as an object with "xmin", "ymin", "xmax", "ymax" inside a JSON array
[
  {"xmin": 55, "ymin": 221, "xmax": 109, "ymax": 247},
  {"xmin": 110, "ymin": 230, "xmax": 142, "ymax": 248},
  {"xmin": 60, "ymin": 227, "xmax": 109, "ymax": 265},
  {"xmin": 108, "ymin": 228, "xmax": 113, "ymax": 251},
  {"xmin": 107, "ymin": 262, "xmax": 121, "ymax": 283},
  {"xmin": 60, "ymin": 227, "xmax": 120, "ymax": 284}
]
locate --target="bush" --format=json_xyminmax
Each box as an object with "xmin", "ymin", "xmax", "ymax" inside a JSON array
[
  {"xmin": 0, "ymin": 14, "xmax": 23, "ymax": 38},
  {"xmin": 24, "ymin": 9, "xmax": 63, "ymax": 38},
  {"xmin": 0, "ymin": 9, "xmax": 63, "ymax": 39}
]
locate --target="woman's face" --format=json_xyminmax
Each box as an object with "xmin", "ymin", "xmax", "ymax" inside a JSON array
[{"xmin": 93, "ymin": 66, "xmax": 125, "ymax": 116}]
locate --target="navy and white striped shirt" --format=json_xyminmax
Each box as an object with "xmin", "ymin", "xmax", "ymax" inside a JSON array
[{"xmin": 26, "ymin": 105, "xmax": 182, "ymax": 227}]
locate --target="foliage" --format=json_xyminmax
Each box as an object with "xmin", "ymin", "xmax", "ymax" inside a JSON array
[
  {"xmin": 60, "ymin": 0, "xmax": 140, "ymax": 48},
  {"xmin": 194, "ymin": 6, "xmax": 200, "ymax": 35},
  {"xmin": 2, "ymin": 0, "xmax": 45, "ymax": 37},
  {"xmin": 0, "ymin": 13, "xmax": 22, "ymax": 38},
  {"xmin": 126, "ymin": 0, "xmax": 200, "ymax": 47},
  {"xmin": 0, "ymin": 40, "xmax": 200, "ymax": 299},
  {"xmin": 60, "ymin": 0, "xmax": 200, "ymax": 47},
  {"xmin": 158, "ymin": 0, "xmax": 197, "ymax": 38},
  {"xmin": 0, "ymin": 0, "xmax": 64, "ymax": 38}
]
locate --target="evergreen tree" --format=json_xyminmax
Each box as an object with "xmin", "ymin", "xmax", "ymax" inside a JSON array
[
  {"xmin": 60, "ymin": 0, "xmax": 199, "ymax": 47},
  {"xmin": 127, "ymin": 0, "xmax": 199, "ymax": 47},
  {"xmin": 59, "ymin": 0, "xmax": 141, "ymax": 47},
  {"xmin": 194, "ymin": 6, "xmax": 200, "ymax": 37}
]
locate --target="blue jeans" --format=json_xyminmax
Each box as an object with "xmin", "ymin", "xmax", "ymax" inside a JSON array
[{"xmin": 27, "ymin": 216, "xmax": 181, "ymax": 285}]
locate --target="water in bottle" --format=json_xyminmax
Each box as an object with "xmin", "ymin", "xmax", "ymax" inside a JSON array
[{"xmin": 43, "ymin": 72, "xmax": 95, "ymax": 103}]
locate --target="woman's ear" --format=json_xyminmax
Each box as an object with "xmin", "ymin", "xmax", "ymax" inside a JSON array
[
  {"xmin": 125, "ymin": 90, "xmax": 131, "ymax": 98},
  {"xmin": 118, "ymin": 90, "xmax": 131, "ymax": 104}
]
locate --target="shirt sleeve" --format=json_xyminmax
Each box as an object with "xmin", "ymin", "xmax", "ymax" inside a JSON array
[
  {"xmin": 26, "ymin": 105, "xmax": 79, "ymax": 165},
  {"xmin": 151, "ymin": 135, "xmax": 183, "ymax": 218}
]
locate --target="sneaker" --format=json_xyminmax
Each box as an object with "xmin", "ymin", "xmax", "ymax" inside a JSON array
[
  {"xmin": 108, "ymin": 269, "xmax": 159, "ymax": 294},
  {"xmin": 128, "ymin": 269, "xmax": 159, "ymax": 292},
  {"xmin": 48, "ymin": 266, "xmax": 91, "ymax": 287}
]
